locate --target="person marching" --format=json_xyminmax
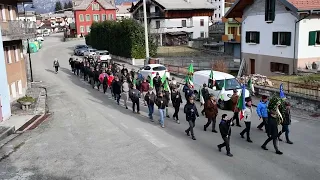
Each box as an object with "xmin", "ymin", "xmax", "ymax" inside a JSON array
[
  {"xmin": 153, "ymin": 72, "xmax": 162, "ymax": 95},
  {"xmin": 53, "ymin": 58, "xmax": 60, "ymax": 74},
  {"xmin": 217, "ymin": 114, "xmax": 233, "ymax": 157},
  {"xmin": 108, "ymin": 73, "xmax": 115, "ymax": 95},
  {"xmin": 155, "ymin": 91, "xmax": 168, "ymax": 128},
  {"xmin": 112, "ymin": 76, "xmax": 122, "ymax": 105},
  {"xmin": 184, "ymin": 96, "xmax": 199, "ymax": 140},
  {"xmin": 256, "ymin": 95, "xmax": 269, "ymax": 132},
  {"xmin": 145, "ymin": 87, "xmax": 156, "ymax": 121},
  {"xmin": 163, "ymin": 86, "xmax": 171, "ymax": 118},
  {"xmin": 94, "ymin": 68, "xmax": 101, "ymax": 90},
  {"xmin": 201, "ymin": 84, "xmax": 210, "ymax": 115},
  {"xmin": 278, "ymin": 102, "xmax": 293, "ymax": 144},
  {"xmin": 240, "ymin": 97, "xmax": 253, "ymax": 143},
  {"xmin": 183, "ymin": 83, "xmax": 194, "ymax": 101},
  {"xmin": 140, "ymin": 78, "xmax": 150, "ymax": 106},
  {"xmin": 99, "ymin": 70, "xmax": 109, "ymax": 94},
  {"xmin": 122, "ymin": 79, "xmax": 130, "ymax": 109},
  {"xmin": 171, "ymin": 85, "xmax": 182, "ymax": 124},
  {"xmin": 88, "ymin": 67, "xmax": 95, "ymax": 88},
  {"xmin": 129, "ymin": 85, "xmax": 141, "ymax": 114},
  {"xmin": 203, "ymin": 94, "xmax": 219, "ymax": 133},
  {"xmin": 231, "ymin": 89, "xmax": 241, "ymax": 127}
]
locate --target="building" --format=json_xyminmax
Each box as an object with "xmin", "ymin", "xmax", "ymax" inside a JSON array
[
  {"xmin": 207, "ymin": 0, "xmax": 225, "ymax": 22},
  {"xmin": 0, "ymin": 0, "xmax": 36, "ymax": 120},
  {"xmin": 131, "ymin": 0, "xmax": 215, "ymax": 46},
  {"xmin": 40, "ymin": 11, "xmax": 75, "ymax": 32},
  {"xmin": 116, "ymin": 2, "xmax": 136, "ymax": 20},
  {"xmin": 72, "ymin": 0, "xmax": 117, "ymax": 37},
  {"xmin": 225, "ymin": 0, "xmax": 320, "ymax": 76},
  {"xmin": 222, "ymin": 0, "xmax": 240, "ymax": 60},
  {"xmin": 18, "ymin": 10, "xmax": 36, "ymax": 22}
]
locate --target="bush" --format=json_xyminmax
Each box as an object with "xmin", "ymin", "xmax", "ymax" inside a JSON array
[
  {"xmin": 212, "ymin": 60, "xmax": 229, "ymax": 73},
  {"xmin": 85, "ymin": 19, "xmax": 158, "ymax": 59},
  {"xmin": 17, "ymin": 96, "xmax": 35, "ymax": 103}
]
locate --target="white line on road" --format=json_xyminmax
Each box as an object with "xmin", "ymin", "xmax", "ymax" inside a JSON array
[
  {"xmin": 136, "ymin": 128, "xmax": 167, "ymax": 148},
  {"xmin": 120, "ymin": 122, "xmax": 128, "ymax": 129}
]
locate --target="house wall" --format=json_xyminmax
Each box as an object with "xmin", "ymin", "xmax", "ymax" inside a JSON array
[
  {"xmin": 0, "ymin": 28, "xmax": 11, "ymax": 121},
  {"xmin": 3, "ymin": 40, "xmax": 27, "ymax": 102},
  {"xmin": 296, "ymin": 15, "xmax": 320, "ymax": 69},
  {"xmin": 208, "ymin": 0, "xmax": 225, "ymax": 22},
  {"xmin": 74, "ymin": 2, "xmax": 116, "ymax": 36},
  {"xmin": 0, "ymin": 0, "xmax": 19, "ymax": 21}
]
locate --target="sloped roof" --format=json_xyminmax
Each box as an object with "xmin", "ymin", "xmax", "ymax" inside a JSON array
[
  {"xmin": 155, "ymin": 0, "xmax": 215, "ymax": 10},
  {"xmin": 287, "ymin": 0, "xmax": 320, "ymax": 10},
  {"xmin": 73, "ymin": 0, "xmax": 116, "ymax": 10}
]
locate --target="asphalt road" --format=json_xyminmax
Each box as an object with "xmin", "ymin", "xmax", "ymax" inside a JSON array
[{"xmin": 0, "ymin": 33, "xmax": 319, "ymax": 180}]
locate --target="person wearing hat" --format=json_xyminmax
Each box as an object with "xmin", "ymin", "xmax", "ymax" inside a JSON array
[
  {"xmin": 231, "ymin": 89, "xmax": 241, "ymax": 127},
  {"xmin": 171, "ymin": 85, "xmax": 183, "ymax": 124},
  {"xmin": 145, "ymin": 87, "xmax": 157, "ymax": 121},
  {"xmin": 204, "ymin": 94, "xmax": 219, "ymax": 133},
  {"xmin": 153, "ymin": 72, "xmax": 162, "ymax": 94},
  {"xmin": 278, "ymin": 102, "xmax": 293, "ymax": 144},
  {"xmin": 201, "ymin": 83, "xmax": 210, "ymax": 115},
  {"xmin": 184, "ymin": 96, "xmax": 200, "ymax": 140},
  {"xmin": 240, "ymin": 97, "xmax": 253, "ymax": 143},
  {"xmin": 156, "ymin": 91, "xmax": 168, "ymax": 128},
  {"xmin": 256, "ymin": 95, "xmax": 269, "ymax": 132},
  {"xmin": 129, "ymin": 85, "xmax": 141, "ymax": 114}
]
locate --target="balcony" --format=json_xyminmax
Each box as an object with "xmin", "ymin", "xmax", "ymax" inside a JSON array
[
  {"xmin": 222, "ymin": 17, "xmax": 242, "ymax": 23},
  {"xmin": 1, "ymin": 20, "xmax": 36, "ymax": 41},
  {"xmin": 134, "ymin": 11, "xmax": 165, "ymax": 19},
  {"xmin": 222, "ymin": 34, "xmax": 241, "ymax": 43}
]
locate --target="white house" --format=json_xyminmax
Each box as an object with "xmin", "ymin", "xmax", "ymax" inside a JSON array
[
  {"xmin": 207, "ymin": 0, "xmax": 226, "ymax": 22},
  {"xmin": 131, "ymin": 0, "xmax": 215, "ymax": 46},
  {"xmin": 225, "ymin": 0, "xmax": 320, "ymax": 76},
  {"xmin": 18, "ymin": 11, "xmax": 36, "ymax": 22}
]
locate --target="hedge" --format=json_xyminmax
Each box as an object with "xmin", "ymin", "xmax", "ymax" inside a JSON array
[{"xmin": 85, "ymin": 19, "xmax": 157, "ymax": 59}]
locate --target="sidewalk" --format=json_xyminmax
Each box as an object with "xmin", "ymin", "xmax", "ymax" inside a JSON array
[
  {"xmin": 113, "ymin": 60, "xmax": 320, "ymax": 121},
  {"xmin": 0, "ymin": 115, "xmax": 34, "ymax": 131}
]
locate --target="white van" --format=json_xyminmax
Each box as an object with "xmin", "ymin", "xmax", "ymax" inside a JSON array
[{"xmin": 193, "ymin": 70, "xmax": 250, "ymax": 110}]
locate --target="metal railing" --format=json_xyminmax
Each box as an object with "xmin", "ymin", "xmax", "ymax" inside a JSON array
[
  {"xmin": 134, "ymin": 11, "xmax": 164, "ymax": 19},
  {"xmin": 1, "ymin": 20, "xmax": 36, "ymax": 39},
  {"xmin": 258, "ymin": 78, "xmax": 320, "ymax": 99}
]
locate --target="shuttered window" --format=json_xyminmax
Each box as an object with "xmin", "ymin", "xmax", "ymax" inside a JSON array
[
  {"xmin": 272, "ymin": 32, "xmax": 291, "ymax": 46},
  {"xmin": 309, "ymin": 31, "xmax": 320, "ymax": 46},
  {"xmin": 265, "ymin": 0, "xmax": 275, "ymax": 22},
  {"xmin": 245, "ymin": 31, "xmax": 260, "ymax": 44}
]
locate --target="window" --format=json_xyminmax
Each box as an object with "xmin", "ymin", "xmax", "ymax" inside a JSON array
[
  {"xmin": 0, "ymin": 4, "xmax": 6, "ymax": 21},
  {"xmin": 215, "ymin": 14, "xmax": 217, "ymax": 18},
  {"xmin": 270, "ymin": 62, "xmax": 289, "ymax": 74},
  {"xmin": 200, "ymin": 19, "xmax": 204, "ymax": 26},
  {"xmin": 86, "ymin": 14, "xmax": 91, "ymax": 21},
  {"xmin": 93, "ymin": 14, "xmax": 100, "ymax": 22},
  {"xmin": 308, "ymin": 31, "xmax": 320, "ymax": 46},
  {"xmin": 13, "ymin": 45, "xmax": 19, "ymax": 62},
  {"xmin": 265, "ymin": 0, "xmax": 275, "ymax": 22},
  {"xmin": 79, "ymin": 14, "xmax": 84, "ymax": 22},
  {"xmin": 110, "ymin": 14, "xmax": 114, "ymax": 20},
  {"xmin": 80, "ymin": 26, "xmax": 85, "ymax": 33},
  {"xmin": 92, "ymin": 3, "xmax": 100, "ymax": 10},
  {"xmin": 219, "ymin": 6, "xmax": 221, "ymax": 9},
  {"xmin": 272, "ymin": 32, "xmax": 291, "ymax": 46},
  {"xmin": 142, "ymin": 66, "xmax": 151, "ymax": 70},
  {"xmin": 245, "ymin": 31, "xmax": 260, "ymax": 44},
  {"xmin": 17, "ymin": 80, "xmax": 22, "ymax": 95},
  {"xmin": 7, "ymin": 5, "xmax": 13, "ymax": 20},
  {"xmin": 219, "ymin": 14, "xmax": 221, "ymax": 18},
  {"xmin": 156, "ymin": 21, "xmax": 160, "ymax": 29},
  {"xmin": 86, "ymin": 26, "xmax": 91, "ymax": 33},
  {"xmin": 152, "ymin": 66, "xmax": 166, "ymax": 71},
  {"xmin": 101, "ymin": 14, "xmax": 106, "ymax": 21},
  {"xmin": 215, "ymin": 78, "xmax": 241, "ymax": 91},
  {"xmin": 181, "ymin": 20, "xmax": 186, "ymax": 27},
  {"xmin": 200, "ymin": 31, "xmax": 205, "ymax": 38},
  {"xmin": 4, "ymin": 46, "xmax": 11, "ymax": 63},
  {"xmin": 108, "ymin": 14, "xmax": 112, "ymax": 20}
]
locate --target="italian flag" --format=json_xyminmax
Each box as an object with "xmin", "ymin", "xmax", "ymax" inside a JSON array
[
  {"xmin": 237, "ymin": 85, "xmax": 246, "ymax": 120},
  {"xmin": 199, "ymin": 87, "xmax": 205, "ymax": 104}
]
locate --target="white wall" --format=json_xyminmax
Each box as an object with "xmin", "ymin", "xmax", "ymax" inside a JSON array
[
  {"xmin": 150, "ymin": 16, "xmax": 209, "ymax": 38},
  {"xmin": 18, "ymin": 16, "xmax": 36, "ymax": 22},
  {"xmin": 242, "ymin": 13, "xmax": 296, "ymax": 58},
  {"xmin": 297, "ymin": 17, "xmax": 320, "ymax": 58},
  {"xmin": 208, "ymin": 0, "xmax": 224, "ymax": 21}
]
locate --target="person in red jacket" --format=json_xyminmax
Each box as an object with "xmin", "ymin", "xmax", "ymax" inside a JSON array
[
  {"xmin": 140, "ymin": 78, "xmax": 150, "ymax": 106},
  {"xmin": 108, "ymin": 73, "xmax": 115, "ymax": 96}
]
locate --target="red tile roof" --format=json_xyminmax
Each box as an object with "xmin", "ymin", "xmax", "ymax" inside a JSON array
[{"xmin": 287, "ymin": 0, "xmax": 320, "ymax": 10}]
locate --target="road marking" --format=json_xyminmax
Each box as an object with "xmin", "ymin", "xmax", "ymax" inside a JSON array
[
  {"xmin": 120, "ymin": 123, "xmax": 128, "ymax": 129},
  {"xmin": 136, "ymin": 128, "xmax": 167, "ymax": 148}
]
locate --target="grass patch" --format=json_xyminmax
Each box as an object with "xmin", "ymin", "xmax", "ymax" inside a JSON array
[
  {"xmin": 17, "ymin": 96, "xmax": 36, "ymax": 103},
  {"xmin": 156, "ymin": 46, "xmax": 202, "ymax": 57},
  {"xmin": 270, "ymin": 74, "xmax": 320, "ymax": 84}
]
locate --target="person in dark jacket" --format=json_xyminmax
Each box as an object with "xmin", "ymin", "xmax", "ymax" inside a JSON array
[
  {"xmin": 153, "ymin": 73, "xmax": 162, "ymax": 94},
  {"xmin": 231, "ymin": 89, "xmax": 241, "ymax": 127},
  {"xmin": 257, "ymin": 95, "xmax": 269, "ymax": 132},
  {"xmin": 112, "ymin": 76, "xmax": 122, "ymax": 105},
  {"xmin": 53, "ymin": 59, "xmax": 60, "ymax": 73},
  {"xmin": 88, "ymin": 67, "xmax": 95, "ymax": 88},
  {"xmin": 204, "ymin": 94, "xmax": 219, "ymax": 133},
  {"xmin": 69, "ymin": 57, "xmax": 75, "ymax": 73},
  {"xmin": 218, "ymin": 114, "xmax": 233, "ymax": 157},
  {"xmin": 171, "ymin": 85, "xmax": 182, "ymax": 124},
  {"xmin": 261, "ymin": 109, "xmax": 283, "ymax": 155},
  {"xmin": 93, "ymin": 68, "xmax": 101, "ymax": 90},
  {"xmin": 145, "ymin": 87, "xmax": 156, "ymax": 121},
  {"xmin": 121, "ymin": 64, "xmax": 128, "ymax": 75},
  {"xmin": 155, "ymin": 91, "xmax": 168, "ymax": 128},
  {"xmin": 201, "ymin": 84, "xmax": 210, "ymax": 115},
  {"xmin": 129, "ymin": 85, "xmax": 141, "ymax": 114},
  {"xmin": 183, "ymin": 83, "xmax": 194, "ymax": 101},
  {"xmin": 74, "ymin": 60, "xmax": 80, "ymax": 76},
  {"xmin": 79, "ymin": 60, "xmax": 84, "ymax": 78},
  {"xmin": 278, "ymin": 102, "xmax": 293, "ymax": 144},
  {"xmin": 184, "ymin": 96, "xmax": 199, "ymax": 140},
  {"xmin": 83, "ymin": 63, "xmax": 89, "ymax": 81}
]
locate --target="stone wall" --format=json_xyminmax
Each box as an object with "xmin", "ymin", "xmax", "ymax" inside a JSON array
[
  {"xmin": 255, "ymin": 85, "xmax": 320, "ymax": 112},
  {"xmin": 112, "ymin": 55, "xmax": 145, "ymax": 66}
]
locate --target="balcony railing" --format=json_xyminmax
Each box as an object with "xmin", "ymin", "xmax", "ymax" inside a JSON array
[
  {"xmin": 1, "ymin": 20, "xmax": 36, "ymax": 40},
  {"xmin": 222, "ymin": 34, "xmax": 241, "ymax": 43},
  {"xmin": 134, "ymin": 11, "xmax": 164, "ymax": 19}
]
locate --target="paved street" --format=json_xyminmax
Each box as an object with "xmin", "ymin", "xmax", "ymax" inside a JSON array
[{"xmin": 0, "ymin": 33, "xmax": 320, "ymax": 180}]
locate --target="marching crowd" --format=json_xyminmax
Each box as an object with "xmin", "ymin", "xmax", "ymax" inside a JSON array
[{"xmin": 66, "ymin": 56, "xmax": 293, "ymax": 157}]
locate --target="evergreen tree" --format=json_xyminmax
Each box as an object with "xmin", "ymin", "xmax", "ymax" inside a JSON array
[
  {"xmin": 63, "ymin": 2, "xmax": 68, "ymax": 11},
  {"xmin": 55, "ymin": 1, "xmax": 63, "ymax": 12},
  {"xmin": 67, "ymin": 1, "xmax": 73, "ymax": 9}
]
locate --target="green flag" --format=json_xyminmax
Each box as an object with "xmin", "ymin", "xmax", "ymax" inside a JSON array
[
  {"xmin": 161, "ymin": 73, "xmax": 167, "ymax": 84},
  {"xmin": 133, "ymin": 78, "xmax": 137, "ymax": 86},
  {"xmin": 247, "ymin": 78, "xmax": 255, "ymax": 93},
  {"xmin": 208, "ymin": 70, "xmax": 214, "ymax": 87},
  {"xmin": 187, "ymin": 64, "xmax": 194, "ymax": 74},
  {"xmin": 148, "ymin": 75, "xmax": 154, "ymax": 88},
  {"xmin": 164, "ymin": 80, "xmax": 171, "ymax": 93},
  {"xmin": 219, "ymin": 79, "xmax": 226, "ymax": 100}
]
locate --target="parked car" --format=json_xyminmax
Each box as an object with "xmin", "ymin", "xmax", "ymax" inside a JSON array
[
  {"xmin": 36, "ymin": 35, "xmax": 44, "ymax": 41},
  {"xmin": 96, "ymin": 50, "xmax": 111, "ymax": 61},
  {"xmin": 193, "ymin": 70, "xmax": 250, "ymax": 110},
  {"xmin": 83, "ymin": 48, "xmax": 97, "ymax": 57},
  {"xmin": 74, "ymin": 45, "xmax": 89, "ymax": 55},
  {"xmin": 74, "ymin": 45, "xmax": 88, "ymax": 50},
  {"xmin": 140, "ymin": 64, "xmax": 170, "ymax": 80}
]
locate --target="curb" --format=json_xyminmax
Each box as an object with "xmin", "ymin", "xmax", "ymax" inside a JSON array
[{"xmin": 0, "ymin": 126, "xmax": 15, "ymax": 142}]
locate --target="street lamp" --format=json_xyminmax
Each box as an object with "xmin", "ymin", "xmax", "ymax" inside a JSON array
[{"xmin": 143, "ymin": 0, "xmax": 150, "ymax": 62}]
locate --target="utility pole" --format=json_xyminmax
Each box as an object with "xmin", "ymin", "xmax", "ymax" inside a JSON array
[
  {"xmin": 143, "ymin": 0, "xmax": 150, "ymax": 62},
  {"xmin": 23, "ymin": 2, "xmax": 34, "ymax": 82}
]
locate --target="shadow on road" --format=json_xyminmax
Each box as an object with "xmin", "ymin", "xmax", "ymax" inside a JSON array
[{"xmin": 45, "ymin": 69, "xmax": 56, "ymax": 74}]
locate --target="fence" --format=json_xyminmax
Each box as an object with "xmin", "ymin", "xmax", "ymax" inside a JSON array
[{"xmin": 258, "ymin": 78, "xmax": 320, "ymax": 99}]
